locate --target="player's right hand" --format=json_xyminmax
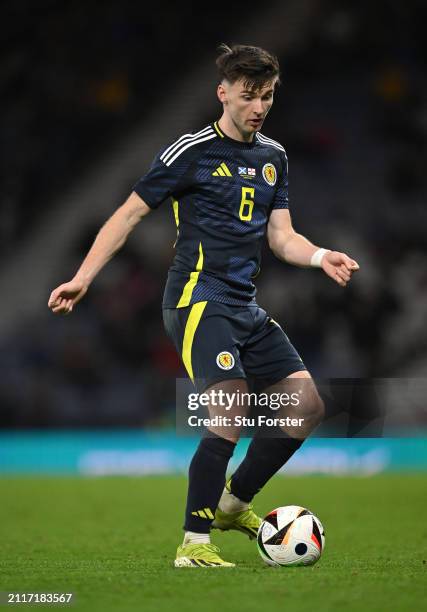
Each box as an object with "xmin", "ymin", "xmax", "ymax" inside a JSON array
[{"xmin": 48, "ymin": 279, "xmax": 88, "ymax": 315}]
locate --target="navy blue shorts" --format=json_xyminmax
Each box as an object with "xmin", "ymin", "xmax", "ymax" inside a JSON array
[{"xmin": 162, "ymin": 302, "xmax": 306, "ymax": 393}]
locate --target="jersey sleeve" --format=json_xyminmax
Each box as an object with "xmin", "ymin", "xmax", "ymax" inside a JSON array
[
  {"xmin": 132, "ymin": 141, "xmax": 195, "ymax": 209},
  {"xmin": 271, "ymin": 150, "xmax": 289, "ymax": 210}
]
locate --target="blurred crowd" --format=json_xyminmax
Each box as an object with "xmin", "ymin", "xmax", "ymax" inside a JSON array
[
  {"xmin": 1, "ymin": 1, "xmax": 426, "ymax": 427},
  {"xmin": 1, "ymin": 0, "xmax": 244, "ymax": 255}
]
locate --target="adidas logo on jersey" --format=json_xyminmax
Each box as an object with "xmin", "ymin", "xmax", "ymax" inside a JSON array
[{"xmin": 212, "ymin": 162, "xmax": 232, "ymax": 177}]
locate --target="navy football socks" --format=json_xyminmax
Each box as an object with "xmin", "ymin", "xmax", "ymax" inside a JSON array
[
  {"xmin": 230, "ymin": 431, "xmax": 304, "ymax": 503},
  {"xmin": 184, "ymin": 432, "xmax": 236, "ymax": 533}
]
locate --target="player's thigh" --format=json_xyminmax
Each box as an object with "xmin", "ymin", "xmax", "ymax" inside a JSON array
[
  {"xmin": 163, "ymin": 301, "xmax": 246, "ymax": 393},
  {"xmin": 241, "ymin": 307, "xmax": 306, "ymax": 391}
]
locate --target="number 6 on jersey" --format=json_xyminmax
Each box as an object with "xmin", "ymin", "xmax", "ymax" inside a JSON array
[{"xmin": 239, "ymin": 187, "xmax": 255, "ymax": 221}]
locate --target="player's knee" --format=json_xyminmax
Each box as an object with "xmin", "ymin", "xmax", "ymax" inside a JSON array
[
  {"xmin": 313, "ymin": 394, "xmax": 325, "ymax": 424},
  {"xmin": 299, "ymin": 391, "xmax": 325, "ymax": 429}
]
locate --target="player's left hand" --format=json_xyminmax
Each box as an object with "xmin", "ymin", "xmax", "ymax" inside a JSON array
[{"xmin": 321, "ymin": 251, "xmax": 359, "ymax": 287}]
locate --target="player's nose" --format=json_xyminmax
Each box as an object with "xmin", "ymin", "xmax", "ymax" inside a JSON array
[{"xmin": 252, "ymin": 98, "xmax": 264, "ymax": 115}]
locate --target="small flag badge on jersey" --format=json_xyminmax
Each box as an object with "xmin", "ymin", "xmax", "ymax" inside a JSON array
[{"xmin": 239, "ymin": 167, "xmax": 256, "ymax": 180}]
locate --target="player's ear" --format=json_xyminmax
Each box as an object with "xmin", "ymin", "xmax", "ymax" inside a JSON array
[{"xmin": 217, "ymin": 82, "xmax": 228, "ymax": 105}]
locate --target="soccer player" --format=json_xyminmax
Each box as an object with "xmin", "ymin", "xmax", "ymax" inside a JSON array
[{"xmin": 48, "ymin": 44, "xmax": 359, "ymax": 568}]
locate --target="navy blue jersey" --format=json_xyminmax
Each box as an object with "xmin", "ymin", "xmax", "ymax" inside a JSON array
[{"xmin": 133, "ymin": 121, "xmax": 289, "ymax": 308}]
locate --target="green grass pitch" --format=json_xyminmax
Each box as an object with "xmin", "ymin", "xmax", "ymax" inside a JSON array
[{"xmin": 0, "ymin": 475, "xmax": 425, "ymax": 611}]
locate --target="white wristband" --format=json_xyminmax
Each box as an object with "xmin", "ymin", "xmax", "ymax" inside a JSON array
[{"xmin": 310, "ymin": 248, "xmax": 330, "ymax": 267}]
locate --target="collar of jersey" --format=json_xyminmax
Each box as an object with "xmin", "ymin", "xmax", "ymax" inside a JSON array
[{"xmin": 212, "ymin": 122, "xmax": 258, "ymax": 148}]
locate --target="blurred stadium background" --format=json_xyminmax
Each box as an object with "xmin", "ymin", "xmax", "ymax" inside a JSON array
[{"xmin": 1, "ymin": 0, "xmax": 426, "ymax": 475}]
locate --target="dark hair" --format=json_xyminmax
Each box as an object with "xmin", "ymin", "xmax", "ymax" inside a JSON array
[{"xmin": 216, "ymin": 43, "xmax": 281, "ymax": 91}]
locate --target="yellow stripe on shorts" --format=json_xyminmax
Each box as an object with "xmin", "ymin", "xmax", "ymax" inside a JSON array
[{"xmin": 182, "ymin": 301, "xmax": 208, "ymax": 383}]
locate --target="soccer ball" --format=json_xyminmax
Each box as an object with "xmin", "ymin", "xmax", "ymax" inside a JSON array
[{"xmin": 257, "ymin": 505, "xmax": 325, "ymax": 567}]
